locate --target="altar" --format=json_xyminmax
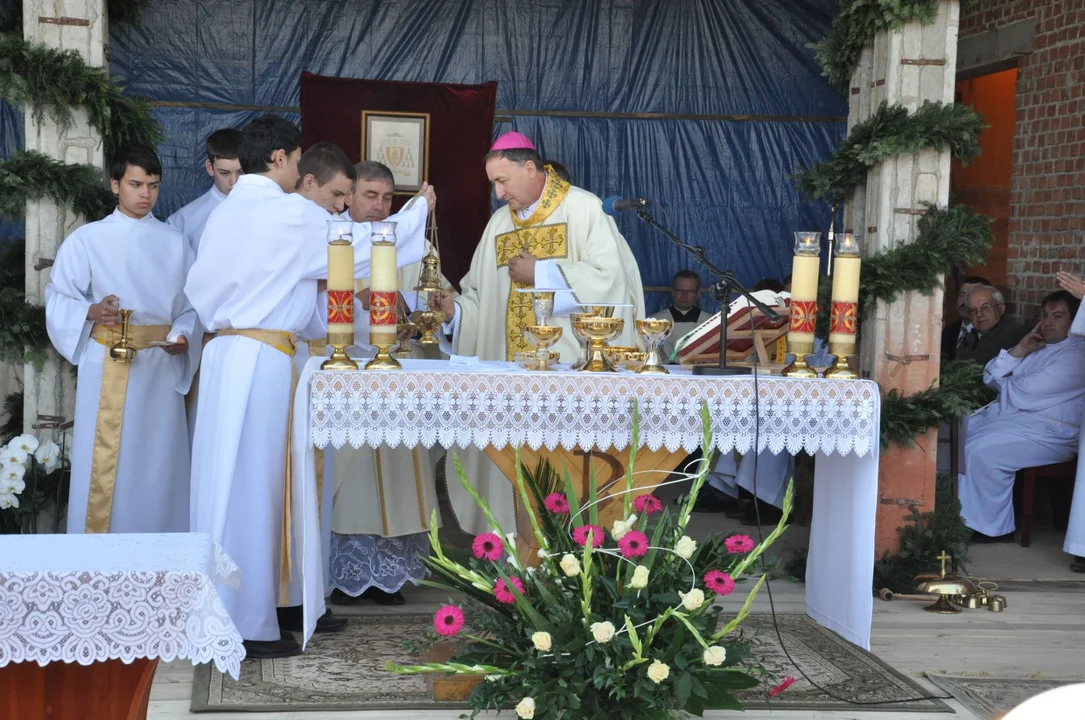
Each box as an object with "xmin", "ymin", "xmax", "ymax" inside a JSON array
[{"xmin": 291, "ymin": 358, "xmax": 880, "ymax": 649}]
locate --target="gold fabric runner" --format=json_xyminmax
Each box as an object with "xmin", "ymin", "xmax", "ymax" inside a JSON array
[
  {"xmin": 85, "ymin": 323, "xmax": 172, "ymax": 533},
  {"xmin": 213, "ymin": 329, "xmax": 299, "ymax": 605}
]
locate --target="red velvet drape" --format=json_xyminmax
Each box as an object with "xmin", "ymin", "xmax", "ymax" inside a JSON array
[{"xmin": 300, "ymin": 73, "xmax": 498, "ymax": 289}]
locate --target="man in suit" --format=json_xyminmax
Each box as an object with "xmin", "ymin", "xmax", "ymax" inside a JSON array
[
  {"xmin": 957, "ymin": 285, "xmax": 1029, "ymax": 367},
  {"xmin": 941, "ymin": 275, "xmax": 991, "ymax": 361}
]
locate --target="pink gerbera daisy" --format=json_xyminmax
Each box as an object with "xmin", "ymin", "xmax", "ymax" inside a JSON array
[
  {"xmin": 618, "ymin": 530, "xmax": 649, "ymax": 558},
  {"xmin": 472, "ymin": 532, "xmax": 504, "ymax": 561},
  {"xmin": 493, "ymin": 577, "xmax": 525, "ymax": 604},
  {"xmin": 769, "ymin": 676, "xmax": 795, "ymax": 697},
  {"xmin": 704, "ymin": 570, "xmax": 735, "ymax": 596},
  {"xmin": 433, "ymin": 605, "xmax": 465, "ymax": 637},
  {"xmin": 633, "ymin": 494, "xmax": 664, "ymax": 515},
  {"xmin": 544, "ymin": 493, "xmax": 570, "ymax": 515},
  {"xmin": 724, "ymin": 534, "xmax": 755, "ymax": 554},
  {"xmin": 572, "ymin": 524, "xmax": 605, "ymax": 548}
]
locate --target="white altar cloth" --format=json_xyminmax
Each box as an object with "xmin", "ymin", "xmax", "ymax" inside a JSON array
[
  {"xmin": 0, "ymin": 533, "xmax": 245, "ymax": 678},
  {"xmin": 294, "ymin": 358, "xmax": 880, "ymax": 649}
]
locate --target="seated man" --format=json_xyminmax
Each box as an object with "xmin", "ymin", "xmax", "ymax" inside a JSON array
[
  {"xmin": 650, "ymin": 270, "xmax": 710, "ymax": 362},
  {"xmin": 959, "ymin": 291, "xmax": 1085, "ymax": 542},
  {"xmin": 941, "ymin": 275, "xmax": 992, "ymax": 362},
  {"xmin": 957, "ymin": 285, "xmax": 1028, "ymax": 366}
]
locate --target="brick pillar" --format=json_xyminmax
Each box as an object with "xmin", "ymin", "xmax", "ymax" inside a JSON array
[
  {"xmin": 22, "ymin": 1, "xmax": 107, "ymax": 436},
  {"xmin": 849, "ymin": 1, "xmax": 960, "ymax": 556}
]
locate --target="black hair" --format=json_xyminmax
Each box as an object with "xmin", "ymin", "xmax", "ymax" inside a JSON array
[
  {"xmin": 108, "ymin": 144, "xmax": 162, "ymax": 182},
  {"xmin": 206, "ymin": 128, "xmax": 243, "ymax": 164},
  {"xmin": 298, "ymin": 142, "xmax": 356, "ymax": 186},
  {"xmin": 354, "ymin": 160, "xmax": 395, "ymax": 185},
  {"xmin": 238, "ymin": 115, "xmax": 302, "ymax": 174},
  {"xmin": 484, "ymin": 147, "xmax": 545, "ymax": 171},
  {"xmin": 1042, "ymin": 289, "xmax": 1081, "ymax": 319},
  {"xmin": 673, "ymin": 270, "xmax": 701, "ymax": 288},
  {"xmin": 962, "ymin": 275, "xmax": 992, "ymax": 286},
  {"xmin": 547, "ymin": 161, "xmax": 571, "ymax": 183},
  {"xmin": 753, "ymin": 278, "xmax": 785, "ymax": 293}
]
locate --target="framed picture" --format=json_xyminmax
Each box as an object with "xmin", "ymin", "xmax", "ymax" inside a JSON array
[{"xmin": 360, "ymin": 111, "xmax": 430, "ymax": 194}]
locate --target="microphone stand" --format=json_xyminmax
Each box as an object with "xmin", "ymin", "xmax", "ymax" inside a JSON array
[{"xmin": 636, "ymin": 209, "xmax": 779, "ymax": 376}]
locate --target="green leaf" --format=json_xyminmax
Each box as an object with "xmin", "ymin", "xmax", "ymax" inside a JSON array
[{"xmin": 675, "ymin": 671, "xmax": 693, "ymax": 707}]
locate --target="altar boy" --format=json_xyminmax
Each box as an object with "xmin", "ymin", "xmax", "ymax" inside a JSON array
[{"xmin": 45, "ymin": 144, "xmax": 199, "ymax": 535}]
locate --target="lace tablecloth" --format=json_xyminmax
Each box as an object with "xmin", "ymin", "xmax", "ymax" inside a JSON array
[
  {"xmin": 295, "ymin": 358, "xmax": 883, "ymax": 650},
  {"xmin": 0, "ymin": 533, "xmax": 245, "ymax": 679},
  {"xmin": 309, "ymin": 360, "xmax": 879, "ymax": 457}
]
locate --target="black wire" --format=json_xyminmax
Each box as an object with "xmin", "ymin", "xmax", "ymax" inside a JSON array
[{"xmin": 747, "ymin": 331, "xmax": 954, "ymax": 706}]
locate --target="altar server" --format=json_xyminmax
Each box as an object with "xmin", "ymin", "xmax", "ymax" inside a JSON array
[
  {"xmin": 45, "ymin": 145, "xmax": 198, "ymax": 535},
  {"xmin": 1055, "ymin": 271, "xmax": 1085, "ymax": 572},
  {"xmin": 433, "ymin": 131, "xmax": 645, "ymax": 535},
  {"xmin": 186, "ymin": 118, "xmax": 433, "ymax": 659},
  {"xmin": 959, "ymin": 291, "xmax": 1085, "ymax": 543},
  {"xmin": 167, "ymin": 128, "xmax": 243, "ymax": 254}
]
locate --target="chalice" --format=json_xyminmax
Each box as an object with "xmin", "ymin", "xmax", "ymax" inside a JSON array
[
  {"xmin": 574, "ymin": 315, "xmax": 624, "ymax": 372},
  {"xmin": 524, "ymin": 324, "xmax": 563, "ymax": 371},
  {"xmin": 532, "ymin": 291, "xmax": 556, "ymax": 325},
  {"xmin": 635, "ymin": 317, "xmax": 673, "ymax": 374}
]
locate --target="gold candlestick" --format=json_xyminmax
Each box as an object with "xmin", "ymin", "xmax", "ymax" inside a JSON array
[
  {"xmin": 108, "ymin": 309, "xmax": 137, "ymax": 363},
  {"xmin": 323, "ymin": 219, "xmax": 359, "ymax": 371},
  {"xmin": 825, "ymin": 232, "xmax": 861, "ymax": 379},
  {"xmin": 366, "ymin": 221, "xmax": 402, "ymax": 370},
  {"xmin": 782, "ymin": 231, "xmax": 821, "ymax": 378}
]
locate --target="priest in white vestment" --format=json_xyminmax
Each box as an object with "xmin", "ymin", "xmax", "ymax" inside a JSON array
[
  {"xmin": 166, "ymin": 128, "xmax": 243, "ymax": 254},
  {"xmin": 1055, "ymin": 271, "xmax": 1085, "ymax": 572},
  {"xmin": 186, "ymin": 121, "xmax": 433, "ymax": 659},
  {"xmin": 45, "ymin": 145, "xmax": 198, "ymax": 536},
  {"xmin": 958, "ymin": 291, "xmax": 1085, "ymax": 543},
  {"xmin": 433, "ymin": 131, "xmax": 645, "ymax": 535}
]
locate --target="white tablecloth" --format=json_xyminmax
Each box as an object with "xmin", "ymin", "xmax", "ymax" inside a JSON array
[
  {"xmin": 294, "ymin": 357, "xmax": 880, "ymax": 649},
  {"xmin": 0, "ymin": 533, "xmax": 245, "ymax": 678}
]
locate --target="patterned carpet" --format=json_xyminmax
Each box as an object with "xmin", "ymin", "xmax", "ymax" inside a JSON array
[
  {"xmin": 191, "ymin": 613, "xmax": 950, "ymax": 713},
  {"xmin": 926, "ymin": 673, "xmax": 1085, "ymax": 718}
]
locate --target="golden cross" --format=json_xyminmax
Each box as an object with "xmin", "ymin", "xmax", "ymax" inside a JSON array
[{"xmin": 937, "ymin": 551, "xmax": 952, "ymax": 577}]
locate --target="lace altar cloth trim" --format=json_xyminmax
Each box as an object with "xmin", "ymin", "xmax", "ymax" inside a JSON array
[
  {"xmin": 310, "ymin": 370, "xmax": 879, "ymax": 457},
  {"xmin": 0, "ymin": 534, "xmax": 245, "ymax": 678}
]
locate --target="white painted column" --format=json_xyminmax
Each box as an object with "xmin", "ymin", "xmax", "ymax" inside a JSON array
[{"xmin": 21, "ymin": 0, "xmax": 107, "ymax": 435}]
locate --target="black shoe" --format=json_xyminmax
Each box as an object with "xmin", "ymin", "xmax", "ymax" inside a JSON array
[
  {"xmin": 329, "ymin": 589, "xmax": 367, "ymax": 605},
  {"xmin": 741, "ymin": 500, "xmax": 783, "ymax": 526},
  {"xmin": 278, "ymin": 606, "xmax": 348, "ymax": 634},
  {"xmin": 243, "ymin": 635, "xmax": 302, "ymax": 659},
  {"xmin": 362, "ymin": 587, "xmax": 407, "ymax": 606},
  {"xmin": 1070, "ymin": 556, "xmax": 1085, "ymax": 573},
  {"xmin": 692, "ymin": 486, "xmax": 740, "ymax": 514},
  {"xmin": 970, "ymin": 530, "xmax": 1015, "ymax": 544},
  {"xmin": 724, "ymin": 501, "xmax": 750, "ymax": 519}
]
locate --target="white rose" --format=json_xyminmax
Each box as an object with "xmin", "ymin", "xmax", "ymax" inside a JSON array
[
  {"xmin": 611, "ymin": 519, "xmax": 629, "ymax": 541},
  {"xmin": 11, "ymin": 434, "xmax": 39, "ymax": 455},
  {"xmin": 515, "ymin": 697, "xmax": 536, "ymax": 719},
  {"xmin": 34, "ymin": 440, "xmax": 60, "ymax": 473},
  {"xmin": 679, "ymin": 588, "xmax": 705, "ymax": 612},
  {"xmin": 559, "ymin": 553, "xmax": 581, "ymax": 577},
  {"xmin": 703, "ymin": 645, "xmax": 727, "ymax": 666},
  {"xmin": 647, "ymin": 659, "xmax": 670, "ymax": 684},
  {"xmin": 630, "ymin": 565, "xmax": 650, "ymax": 589},
  {"xmin": 531, "ymin": 631, "xmax": 552, "ymax": 652},
  {"xmin": 675, "ymin": 535, "xmax": 697, "ymax": 559},
  {"xmin": 590, "ymin": 621, "xmax": 616, "ymax": 644}
]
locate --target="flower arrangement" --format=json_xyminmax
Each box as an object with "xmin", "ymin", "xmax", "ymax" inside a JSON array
[
  {"xmin": 0, "ymin": 432, "xmax": 69, "ymax": 534},
  {"xmin": 390, "ymin": 408, "xmax": 792, "ymax": 719}
]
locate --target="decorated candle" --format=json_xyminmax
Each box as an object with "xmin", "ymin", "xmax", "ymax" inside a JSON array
[
  {"xmin": 828, "ymin": 233, "xmax": 861, "ymax": 349},
  {"xmin": 326, "ymin": 220, "xmax": 354, "ymax": 350},
  {"xmin": 368, "ymin": 221, "xmax": 399, "ymax": 347},
  {"xmin": 787, "ymin": 232, "xmax": 821, "ymax": 351}
]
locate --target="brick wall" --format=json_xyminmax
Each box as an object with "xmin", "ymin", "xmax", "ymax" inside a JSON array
[{"xmin": 959, "ymin": 0, "xmax": 1085, "ymax": 320}]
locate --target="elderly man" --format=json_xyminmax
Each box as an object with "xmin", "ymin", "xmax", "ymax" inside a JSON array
[
  {"xmin": 957, "ymin": 285, "xmax": 1027, "ymax": 366},
  {"xmin": 941, "ymin": 276, "xmax": 992, "ymax": 361},
  {"xmin": 651, "ymin": 270, "xmax": 710, "ymax": 361},
  {"xmin": 959, "ymin": 290, "xmax": 1085, "ymax": 543}
]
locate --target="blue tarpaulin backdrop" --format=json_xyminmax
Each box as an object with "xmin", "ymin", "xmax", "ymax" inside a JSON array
[{"xmin": 1, "ymin": 0, "xmax": 846, "ymax": 312}]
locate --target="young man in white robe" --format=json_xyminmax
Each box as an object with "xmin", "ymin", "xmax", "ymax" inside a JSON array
[
  {"xmin": 958, "ymin": 290, "xmax": 1085, "ymax": 543},
  {"xmin": 186, "ymin": 119, "xmax": 434, "ymax": 659},
  {"xmin": 1054, "ymin": 271, "xmax": 1085, "ymax": 572},
  {"xmin": 166, "ymin": 128, "xmax": 243, "ymax": 254},
  {"xmin": 45, "ymin": 145, "xmax": 198, "ymax": 535},
  {"xmin": 432, "ymin": 131, "xmax": 645, "ymax": 535}
]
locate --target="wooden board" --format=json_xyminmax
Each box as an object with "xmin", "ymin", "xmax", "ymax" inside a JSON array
[{"xmin": 0, "ymin": 657, "xmax": 158, "ymax": 720}]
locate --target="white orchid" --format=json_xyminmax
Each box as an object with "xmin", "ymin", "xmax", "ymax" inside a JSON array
[
  {"xmin": 10, "ymin": 434, "xmax": 39, "ymax": 455},
  {"xmin": 1, "ymin": 469, "xmax": 26, "ymax": 495},
  {"xmin": 0, "ymin": 491, "xmax": 19, "ymax": 510},
  {"xmin": 0, "ymin": 445, "xmax": 27, "ymax": 470},
  {"xmin": 33, "ymin": 440, "xmax": 61, "ymax": 473}
]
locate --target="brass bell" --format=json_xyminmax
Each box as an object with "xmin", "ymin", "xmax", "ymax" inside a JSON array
[
  {"xmin": 963, "ymin": 592, "xmax": 985, "ymax": 610},
  {"xmin": 987, "ymin": 594, "xmax": 1006, "ymax": 612}
]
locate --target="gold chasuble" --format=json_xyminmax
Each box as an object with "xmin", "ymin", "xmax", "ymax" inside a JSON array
[{"xmin": 447, "ymin": 171, "xmax": 646, "ymax": 534}]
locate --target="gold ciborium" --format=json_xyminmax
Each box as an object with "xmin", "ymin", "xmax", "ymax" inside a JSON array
[
  {"xmin": 574, "ymin": 316, "xmax": 624, "ymax": 372},
  {"xmin": 524, "ymin": 324, "xmax": 563, "ymax": 371},
  {"xmin": 635, "ymin": 317, "xmax": 673, "ymax": 374},
  {"xmin": 109, "ymin": 309, "xmax": 137, "ymax": 363},
  {"xmin": 569, "ymin": 311, "xmax": 598, "ymax": 370}
]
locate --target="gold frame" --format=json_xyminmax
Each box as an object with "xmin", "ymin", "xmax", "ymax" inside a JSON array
[{"xmin": 360, "ymin": 110, "xmax": 431, "ymax": 195}]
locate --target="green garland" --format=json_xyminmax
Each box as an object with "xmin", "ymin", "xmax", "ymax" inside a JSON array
[
  {"xmin": 795, "ymin": 101, "xmax": 984, "ymax": 203},
  {"xmin": 0, "ymin": 150, "xmax": 115, "ymax": 222},
  {"xmin": 880, "ymin": 360, "xmax": 995, "ymax": 450},
  {"xmin": 0, "ymin": 33, "xmax": 163, "ymax": 158},
  {"xmin": 0, "ymin": 239, "xmax": 45, "ymax": 367}
]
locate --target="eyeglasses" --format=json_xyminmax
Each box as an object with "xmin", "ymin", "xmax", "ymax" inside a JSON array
[{"xmin": 966, "ymin": 303, "xmax": 1001, "ymax": 317}]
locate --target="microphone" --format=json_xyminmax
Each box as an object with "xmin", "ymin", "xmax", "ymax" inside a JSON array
[{"xmin": 602, "ymin": 196, "xmax": 653, "ymax": 216}]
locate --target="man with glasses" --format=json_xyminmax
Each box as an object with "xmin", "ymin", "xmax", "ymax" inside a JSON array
[
  {"xmin": 651, "ymin": 270, "xmax": 710, "ymax": 361},
  {"xmin": 957, "ymin": 285, "xmax": 1027, "ymax": 366},
  {"xmin": 941, "ymin": 275, "xmax": 991, "ymax": 361}
]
